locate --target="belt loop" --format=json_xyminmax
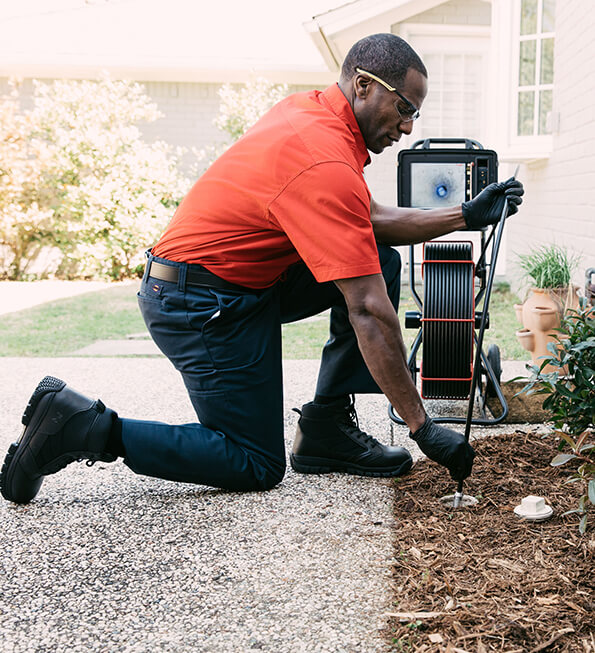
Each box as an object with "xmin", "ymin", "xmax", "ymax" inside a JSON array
[
  {"xmin": 177, "ymin": 262, "xmax": 187, "ymax": 291},
  {"xmin": 142, "ymin": 249, "xmax": 153, "ymax": 284}
]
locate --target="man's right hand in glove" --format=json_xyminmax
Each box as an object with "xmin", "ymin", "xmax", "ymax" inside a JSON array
[
  {"xmin": 410, "ymin": 416, "xmax": 475, "ymax": 481},
  {"xmin": 461, "ymin": 177, "xmax": 524, "ymax": 230}
]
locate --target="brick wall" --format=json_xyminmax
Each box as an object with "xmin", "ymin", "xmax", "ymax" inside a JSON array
[{"xmin": 506, "ymin": 2, "xmax": 595, "ymax": 291}]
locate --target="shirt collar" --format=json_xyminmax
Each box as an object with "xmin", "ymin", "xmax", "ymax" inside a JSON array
[{"xmin": 321, "ymin": 83, "xmax": 371, "ymax": 169}]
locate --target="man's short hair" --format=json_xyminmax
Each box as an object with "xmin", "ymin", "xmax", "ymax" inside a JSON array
[{"xmin": 340, "ymin": 33, "xmax": 427, "ymax": 88}]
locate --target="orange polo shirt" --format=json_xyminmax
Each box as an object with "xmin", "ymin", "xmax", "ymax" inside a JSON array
[{"xmin": 152, "ymin": 83, "xmax": 381, "ymax": 289}]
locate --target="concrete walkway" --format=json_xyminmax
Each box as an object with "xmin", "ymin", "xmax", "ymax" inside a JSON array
[
  {"xmin": 1, "ymin": 357, "xmax": 408, "ymax": 653},
  {"xmin": 0, "ymin": 280, "xmax": 127, "ymax": 316},
  {"xmin": 0, "ymin": 282, "xmax": 537, "ymax": 652}
]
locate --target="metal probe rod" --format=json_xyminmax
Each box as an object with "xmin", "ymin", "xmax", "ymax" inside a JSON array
[{"xmin": 453, "ymin": 169, "xmax": 518, "ymax": 508}]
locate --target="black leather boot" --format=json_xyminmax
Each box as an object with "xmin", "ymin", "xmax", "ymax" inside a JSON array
[
  {"xmin": 0, "ymin": 376, "xmax": 118, "ymax": 504},
  {"xmin": 290, "ymin": 397, "xmax": 412, "ymax": 477}
]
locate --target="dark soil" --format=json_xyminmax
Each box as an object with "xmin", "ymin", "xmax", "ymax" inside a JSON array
[{"xmin": 386, "ymin": 430, "xmax": 595, "ymax": 652}]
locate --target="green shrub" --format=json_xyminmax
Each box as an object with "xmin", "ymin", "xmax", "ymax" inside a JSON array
[{"xmin": 520, "ymin": 302, "xmax": 595, "ymax": 533}]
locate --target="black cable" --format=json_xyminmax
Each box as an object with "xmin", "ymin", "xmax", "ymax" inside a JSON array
[{"xmin": 422, "ymin": 242, "xmax": 473, "ymax": 399}]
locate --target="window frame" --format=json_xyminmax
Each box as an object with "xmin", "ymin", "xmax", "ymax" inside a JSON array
[{"xmin": 508, "ymin": 0, "xmax": 555, "ymax": 158}]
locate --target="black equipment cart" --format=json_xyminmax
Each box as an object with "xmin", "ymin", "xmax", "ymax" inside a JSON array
[{"xmin": 388, "ymin": 138, "xmax": 509, "ymax": 427}]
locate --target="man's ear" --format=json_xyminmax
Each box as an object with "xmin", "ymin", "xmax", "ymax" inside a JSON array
[{"xmin": 354, "ymin": 74, "xmax": 372, "ymax": 100}]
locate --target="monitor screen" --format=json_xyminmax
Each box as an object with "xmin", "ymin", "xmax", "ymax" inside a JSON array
[{"xmin": 410, "ymin": 162, "xmax": 467, "ymax": 208}]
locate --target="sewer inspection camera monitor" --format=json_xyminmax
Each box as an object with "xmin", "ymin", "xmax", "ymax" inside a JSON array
[{"xmin": 397, "ymin": 138, "xmax": 498, "ymax": 210}]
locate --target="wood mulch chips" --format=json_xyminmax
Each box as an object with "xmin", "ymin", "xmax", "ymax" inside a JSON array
[{"xmin": 386, "ymin": 430, "xmax": 595, "ymax": 652}]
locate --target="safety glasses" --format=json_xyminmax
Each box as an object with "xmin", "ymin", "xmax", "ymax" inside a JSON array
[{"xmin": 355, "ymin": 67, "xmax": 421, "ymax": 122}]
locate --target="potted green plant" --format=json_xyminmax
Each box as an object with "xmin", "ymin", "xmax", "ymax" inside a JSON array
[{"xmin": 514, "ymin": 245, "xmax": 581, "ymax": 372}]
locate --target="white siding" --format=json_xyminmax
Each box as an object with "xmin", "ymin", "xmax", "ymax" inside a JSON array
[
  {"xmin": 506, "ymin": 2, "xmax": 595, "ymax": 290},
  {"xmin": 140, "ymin": 81, "xmax": 226, "ymax": 171},
  {"xmin": 364, "ymin": 0, "xmax": 491, "ymax": 208},
  {"xmin": 407, "ymin": 0, "xmax": 491, "ymax": 25},
  {"xmin": 141, "ymin": 82, "xmax": 319, "ymax": 173}
]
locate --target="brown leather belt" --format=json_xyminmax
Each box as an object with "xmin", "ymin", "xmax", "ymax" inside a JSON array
[{"xmin": 146, "ymin": 260, "xmax": 251, "ymax": 293}]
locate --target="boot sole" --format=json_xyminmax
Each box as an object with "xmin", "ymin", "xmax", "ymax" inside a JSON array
[
  {"xmin": 289, "ymin": 453, "xmax": 413, "ymax": 478},
  {"xmin": 0, "ymin": 376, "xmax": 66, "ymax": 503}
]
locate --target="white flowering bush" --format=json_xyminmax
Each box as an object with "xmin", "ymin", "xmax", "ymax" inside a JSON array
[
  {"xmin": 0, "ymin": 78, "xmax": 191, "ymax": 280},
  {"xmin": 196, "ymin": 78, "xmax": 289, "ymax": 171},
  {"xmin": 0, "ymin": 83, "xmax": 55, "ymax": 279}
]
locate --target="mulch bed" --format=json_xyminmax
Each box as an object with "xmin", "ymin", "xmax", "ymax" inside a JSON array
[{"xmin": 386, "ymin": 430, "xmax": 595, "ymax": 652}]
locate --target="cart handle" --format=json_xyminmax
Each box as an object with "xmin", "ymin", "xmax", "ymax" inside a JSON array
[{"xmin": 411, "ymin": 138, "xmax": 484, "ymax": 150}]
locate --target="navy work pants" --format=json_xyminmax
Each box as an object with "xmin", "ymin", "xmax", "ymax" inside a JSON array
[{"xmin": 120, "ymin": 246, "xmax": 402, "ymax": 491}]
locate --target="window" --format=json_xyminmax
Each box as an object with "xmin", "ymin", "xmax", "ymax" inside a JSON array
[
  {"xmin": 517, "ymin": 0, "xmax": 555, "ymax": 136},
  {"xmin": 416, "ymin": 52, "xmax": 485, "ymax": 142}
]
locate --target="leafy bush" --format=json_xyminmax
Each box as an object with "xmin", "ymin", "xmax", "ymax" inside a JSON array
[
  {"xmin": 517, "ymin": 244, "xmax": 579, "ymax": 289},
  {"xmin": 0, "ymin": 78, "xmax": 191, "ymax": 280},
  {"xmin": 0, "ymin": 83, "xmax": 54, "ymax": 279},
  {"xmin": 520, "ymin": 302, "xmax": 595, "ymax": 533}
]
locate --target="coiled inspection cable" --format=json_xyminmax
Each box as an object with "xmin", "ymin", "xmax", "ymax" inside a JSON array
[{"xmin": 422, "ymin": 242, "xmax": 474, "ymax": 399}]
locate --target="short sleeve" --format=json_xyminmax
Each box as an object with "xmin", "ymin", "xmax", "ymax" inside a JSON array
[{"xmin": 267, "ymin": 161, "xmax": 381, "ymax": 283}]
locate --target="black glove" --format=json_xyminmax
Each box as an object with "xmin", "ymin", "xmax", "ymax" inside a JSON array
[
  {"xmin": 461, "ymin": 177, "xmax": 524, "ymax": 229},
  {"xmin": 410, "ymin": 416, "xmax": 475, "ymax": 481}
]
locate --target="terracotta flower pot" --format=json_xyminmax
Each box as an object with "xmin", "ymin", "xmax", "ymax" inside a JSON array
[
  {"xmin": 515, "ymin": 286, "xmax": 580, "ymax": 373},
  {"xmin": 516, "ymin": 328, "xmax": 535, "ymax": 352}
]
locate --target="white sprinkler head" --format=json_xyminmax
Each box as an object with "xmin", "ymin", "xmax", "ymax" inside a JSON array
[{"xmin": 513, "ymin": 495, "xmax": 553, "ymax": 521}]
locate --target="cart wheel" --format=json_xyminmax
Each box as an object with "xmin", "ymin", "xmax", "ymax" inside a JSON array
[{"xmin": 485, "ymin": 344, "xmax": 502, "ymax": 397}]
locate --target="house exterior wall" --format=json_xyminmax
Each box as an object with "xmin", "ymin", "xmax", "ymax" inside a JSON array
[
  {"xmin": 407, "ymin": 0, "xmax": 491, "ymax": 25},
  {"xmin": 142, "ymin": 81, "xmax": 321, "ymax": 175},
  {"xmin": 504, "ymin": 2, "xmax": 595, "ymax": 290},
  {"xmin": 140, "ymin": 81, "xmax": 227, "ymax": 172},
  {"xmin": 364, "ymin": 0, "xmax": 491, "ymax": 205}
]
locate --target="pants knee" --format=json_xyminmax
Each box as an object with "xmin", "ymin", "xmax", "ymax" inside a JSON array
[
  {"xmin": 253, "ymin": 459, "xmax": 286, "ymax": 491},
  {"xmin": 232, "ymin": 457, "xmax": 286, "ymax": 492}
]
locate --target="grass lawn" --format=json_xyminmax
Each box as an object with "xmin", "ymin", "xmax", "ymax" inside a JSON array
[
  {"xmin": 0, "ymin": 284, "xmax": 147, "ymax": 356},
  {"xmin": 0, "ymin": 281, "xmax": 526, "ymax": 360}
]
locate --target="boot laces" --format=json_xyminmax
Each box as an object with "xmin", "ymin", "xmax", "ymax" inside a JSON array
[{"xmin": 336, "ymin": 396, "xmax": 379, "ymax": 447}]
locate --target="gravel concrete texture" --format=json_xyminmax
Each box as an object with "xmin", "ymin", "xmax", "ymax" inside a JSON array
[
  {"xmin": 0, "ymin": 357, "xmax": 539, "ymax": 653},
  {"xmin": 0, "ymin": 357, "xmax": 419, "ymax": 653}
]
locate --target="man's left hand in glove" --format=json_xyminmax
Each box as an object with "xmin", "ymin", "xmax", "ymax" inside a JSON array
[{"xmin": 461, "ymin": 177, "xmax": 524, "ymax": 230}]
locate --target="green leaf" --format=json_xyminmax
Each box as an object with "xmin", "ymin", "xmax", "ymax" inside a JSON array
[
  {"xmin": 555, "ymin": 384, "xmax": 580, "ymax": 400},
  {"xmin": 562, "ymin": 508, "xmax": 582, "ymax": 516},
  {"xmin": 551, "ymin": 453, "xmax": 577, "ymax": 466},
  {"xmin": 579, "ymin": 514, "xmax": 588, "ymax": 534},
  {"xmin": 576, "ymin": 431, "xmax": 591, "ymax": 451},
  {"xmin": 589, "ymin": 480, "xmax": 595, "ymax": 505},
  {"xmin": 555, "ymin": 431, "xmax": 576, "ymax": 448}
]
